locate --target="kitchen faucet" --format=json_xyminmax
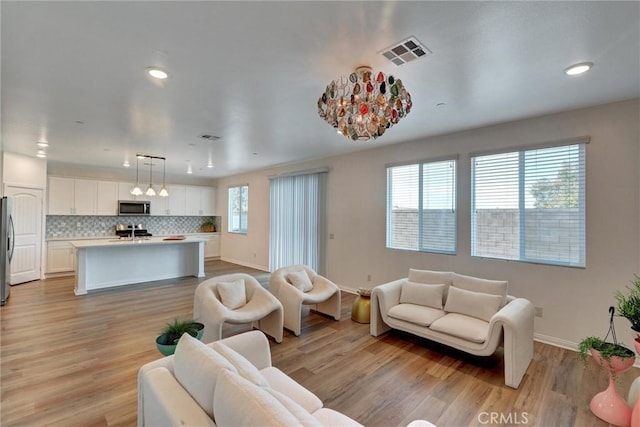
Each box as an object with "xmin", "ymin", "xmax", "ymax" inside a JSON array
[{"xmin": 131, "ymin": 224, "xmax": 135, "ymax": 240}]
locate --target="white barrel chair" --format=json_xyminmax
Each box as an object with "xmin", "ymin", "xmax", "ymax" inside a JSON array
[
  {"xmin": 194, "ymin": 273, "xmax": 283, "ymax": 343},
  {"xmin": 269, "ymin": 265, "xmax": 341, "ymax": 336}
]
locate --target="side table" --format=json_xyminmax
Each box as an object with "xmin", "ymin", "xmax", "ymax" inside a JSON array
[{"xmin": 351, "ymin": 288, "xmax": 371, "ymax": 324}]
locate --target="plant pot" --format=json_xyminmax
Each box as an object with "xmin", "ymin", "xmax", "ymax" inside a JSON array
[
  {"xmin": 155, "ymin": 334, "xmax": 177, "ymax": 356},
  {"xmin": 589, "ymin": 349, "xmax": 634, "ymax": 427}
]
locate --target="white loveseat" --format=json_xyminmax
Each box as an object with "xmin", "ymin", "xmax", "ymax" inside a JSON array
[
  {"xmin": 370, "ymin": 269, "xmax": 534, "ymax": 389},
  {"xmin": 138, "ymin": 330, "xmax": 362, "ymax": 427}
]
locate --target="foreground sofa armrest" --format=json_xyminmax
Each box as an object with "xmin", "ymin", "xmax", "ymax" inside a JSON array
[
  {"xmin": 370, "ymin": 279, "xmax": 404, "ymax": 337},
  {"xmin": 140, "ymin": 367, "xmax": 215, "ymax": 427},
  {"xmin": 489, "ymin": 297, "xmax": 534, "ymax": 388}
]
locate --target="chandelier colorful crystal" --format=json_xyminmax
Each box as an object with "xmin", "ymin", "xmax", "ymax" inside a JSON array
[{"xmin": 317, "ymin": 66, "xmax": 412, "ymax": 141}]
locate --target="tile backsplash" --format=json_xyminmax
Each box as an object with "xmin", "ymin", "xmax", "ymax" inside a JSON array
[{"xmin": 46, "ymin": 215, "xmax": 219, "ymax": 238}]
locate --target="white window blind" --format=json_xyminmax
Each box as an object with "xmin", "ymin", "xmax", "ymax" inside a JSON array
[
  {"xmin": 471, "ymin": 143, "xmax": 586, "ymax": 267},
  {"xmin": 228, "ymin": 185, "xmax": 248, "ymax": 233},
  {"xmin": 386, "ymin": 159, "xmax": 457, "ymax": 254},
  {"xmin": 269, "ymin": 172, "xmax": 326, "ymax": 273}
]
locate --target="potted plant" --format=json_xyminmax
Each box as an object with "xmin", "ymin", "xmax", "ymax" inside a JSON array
[
  {"xmin": 155, "ymin": 318, "xmax": 205, "ymax": 356},
  {"xmin": 201, "ymin": 219, "xmax": 216, "ymax": 233},
  {"xmin": 615, "ymin": 274, "xmax": 640, "ymax": 336}
]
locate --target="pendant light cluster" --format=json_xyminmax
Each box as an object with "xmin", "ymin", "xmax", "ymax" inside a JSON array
[{"xmin": 130, "ymin": 154, "xmax": 168, "ymax": 197}]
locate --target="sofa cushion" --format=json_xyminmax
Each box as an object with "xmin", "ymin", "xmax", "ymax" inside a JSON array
[
  {"xmin": 313, "ymin": 408, "xmax": 364, "ymax": 427},
  {"xmin": 400, "ymin": 281, "xmax": 446, "ymax": 309},
  {"xmin": 429, "ymin": 313, "xmax": 491, "ymax": 343},
  {"xmin": 387, "ymin": 303, "xmax": 446, "ymax": 327},
  {"xmin": 213, "ymin": 370, "xmax": 301, "ymax": 427},
  {"xmin": 267, "ymin": 388, "xmax": 323, "ymax": 427},
  {"xmin": 444, "ymin": 286, "xmax": 503, "ymax": 322},
  {"xmin": 408, "ymin": 269, "xmax": 453, "ymax": 286},
  {"xmin": 452, "ymin": 273, "xmax": 507, "ymax": 306},
  {"xmin": 212, "ymin": 341, "xmax": 269, "ymax": 387},
  {"xmin": 217, "ymin": 279, "xmax": 247, "ymax": 309},
  {"xmin": 173, "ymin": 334, "xmax": 237, "ymax": 418},
  {"xmin": 261, "ymin": 366, "xmax": 323, "ymax": 413},
  {"xmin": 287, "ymin": 270, "xmax": 314, "ymax": 292}
]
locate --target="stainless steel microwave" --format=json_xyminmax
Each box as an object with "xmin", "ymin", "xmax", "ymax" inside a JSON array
[{"xmin": 118, "ymin": 200, "xmax": 150, "ymax": 216}]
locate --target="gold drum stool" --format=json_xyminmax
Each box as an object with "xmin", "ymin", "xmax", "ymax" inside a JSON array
[{"xmin": 351, "ymin": 288, "xmax": 371, "ymax": 323}]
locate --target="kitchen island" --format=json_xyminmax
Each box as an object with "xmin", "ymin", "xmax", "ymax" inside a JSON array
[{"xmin": 71, "ymin": 237, "xmax": 205, "ymax": 295}]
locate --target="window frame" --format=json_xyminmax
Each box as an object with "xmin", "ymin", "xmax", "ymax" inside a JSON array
[
  {"xmin": 385, "ymin": 156, "xmax": 458, "ymax": 255},
  {"xmin": 228, "ymin": 184, "xmax": 249, "ymax": 234},
  {"xmin": 470, "ymin": 139, "xmax": 587, "ymax": 268}
]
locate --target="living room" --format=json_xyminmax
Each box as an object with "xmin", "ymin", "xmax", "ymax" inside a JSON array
[{"xmin": 1, "ymin": 1, "xmax": 639, "ymax": 426}]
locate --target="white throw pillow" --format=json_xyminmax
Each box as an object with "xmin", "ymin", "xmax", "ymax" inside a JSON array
[
  {"xmin": 408, "ymin": 269, "xmax": 453, "ymax": 286},
  {"xmin": 212, "ymin": 341, "xmax": 269, "ymax": 387},
  {"xmin": 443, "ymin": 286, "xmax": 503, "ymax": 322},
  {"xmin": 173, "ymin": 334, "xmax": 237, "ymax": 418},
  {"xmin": 399, "ymin": 281, "xmax": 446, "ymax": 310},
  {"xmin": 286, "ymin": 270, "xmax": 313, "ymax": 292},
  {"xmin": 213, "ymin": 370, "xmax": 301, "ymax": 427},
  {"xmin": 217, "ymin": 279, "xmax": 246, "ymax": 309},
  {"xmin": 452, "ymin": 273, "xmax": 507, "ymax": 306}
]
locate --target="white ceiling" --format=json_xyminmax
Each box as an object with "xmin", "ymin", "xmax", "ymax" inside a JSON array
[{"xmin": 2, "ymin": 1, "xmax": 639, "ymax": 179}]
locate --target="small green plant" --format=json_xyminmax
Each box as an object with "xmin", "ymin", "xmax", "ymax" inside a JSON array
[
  {"xmin": 157, "ymin": 318, "xmax": 202, "ymax": 345},
  {"xmin": 615, "ymin": 274, "xmax": 640, "ymax": 333},
  {"xmin": 577, "ymin": 336, "xmax": 634, "ymax": 366},
  {"xmin": 201, "ymin": 219, "xmax": 216, "ymax": 233}
]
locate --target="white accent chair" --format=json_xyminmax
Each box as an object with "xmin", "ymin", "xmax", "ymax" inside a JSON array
[
  {"xmin": 269, "ymin": 265, "xmax": 341, "ymax": 336},
  {"xmin": 194, "ymin": 273, "xmax": 284, "ymax": 343}
]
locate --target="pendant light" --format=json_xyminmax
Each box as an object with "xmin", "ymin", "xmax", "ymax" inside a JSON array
[
  {"xmin": 130, "ymin": 157, "xmax": 143, "ymax": 196},
  {"xmin": 158, "ymin": 158, "xmax": 169, "ymax": 197},
  {"xmin": 145, "ymin": 158, "xmax": 156, "ymax": 196}
]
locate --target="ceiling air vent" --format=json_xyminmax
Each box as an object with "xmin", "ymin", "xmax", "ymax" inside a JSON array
[
  {"xmin": 200, "ymin": 134, "xmax": 221, "ymax": 141},
  {"xmin": 379, "ymin": 36, "xmax": 431, "ymax": 66}
]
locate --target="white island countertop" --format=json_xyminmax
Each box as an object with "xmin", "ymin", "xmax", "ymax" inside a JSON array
[
  {"xmin": 71, "ymin": 236, "xmax": 205, "ymax": 295},
  {"xmin": 70, "ymin": 236, "xmax": 205, "ymax": 248}
]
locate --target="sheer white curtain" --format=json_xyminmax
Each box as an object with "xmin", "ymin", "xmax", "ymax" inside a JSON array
[{"xmin": 269, "ymin": 170, "xmax": 327, "ymax": 274}]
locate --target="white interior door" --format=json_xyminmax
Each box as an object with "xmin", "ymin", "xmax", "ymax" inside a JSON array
[{"xmin": 6, "ymin": 186, "xmax": 43, "ymax": 285}]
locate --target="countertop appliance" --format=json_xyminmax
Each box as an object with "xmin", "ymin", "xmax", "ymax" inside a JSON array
[
  {"xmin": 118, "ymin": 200, "xmax": 150, "ymax": 216},
  {"xmin": 115, "ymin": 224, "xmax": 153, "ymax": 239},
  {"xmin": 1, "ymin": 196, "xmax": 15, "ymax": 306}
]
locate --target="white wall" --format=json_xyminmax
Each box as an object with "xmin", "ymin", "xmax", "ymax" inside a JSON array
[
  {"xmin": 3, "ymin": 152, "xmax": 47, "ymax": 189},
  {"xmin": 217, "ymin": 98, "xmax": 640, "ymax": 349}
]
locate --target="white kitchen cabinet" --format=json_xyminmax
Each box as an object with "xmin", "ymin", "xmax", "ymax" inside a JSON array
[
  {"xmin": 196, "ymin": 233, "xmax": 220, "ymax": 258},
  {"xmin": 97, "ymin": 181, "xmax": 118, "ymax": 215},
  {"xmin": 167, "ymin": 185, "xmax": 186, "ymax": 216},
  {"xmin": 185, "ymin": 186, "xmax": 217, "ymax": 216},
  {"xmin": 201, "ymin": 187, "xmax": 217, "ymax": 216},
  {"xmin": 185, "ymin": 186, "xmax": 202, "ymax": 216},
  {"xmin": 46, "ymin": 241, "xmax": 75, "ymax": 274},
  {"xmin": 118, "ymin": 182, "xmax": 136, "ymax": 201},
  {"xmin": 48, "ymin": 177, "xmax": 97, "ymax": 215},
  {"xmin": 74, "ymin": 179, "xmax": 97, "ymax": 215},
  {"xmin": 48, "ymin": 177, "xmax": 76, "ymax": 215}
]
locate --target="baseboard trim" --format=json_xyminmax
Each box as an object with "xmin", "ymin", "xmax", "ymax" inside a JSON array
[{"xmin": 220, "ymin": 257, "xmax": 269, "ymax": 272}]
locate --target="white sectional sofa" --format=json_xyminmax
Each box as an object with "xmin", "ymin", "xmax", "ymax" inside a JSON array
[
  {"xmin": 370, "ymin": 269, "xmax": 534, "ymax": 389},
  {"xmin": 138, "ymin": 330, "xmax": 362, "ymax": 427}
]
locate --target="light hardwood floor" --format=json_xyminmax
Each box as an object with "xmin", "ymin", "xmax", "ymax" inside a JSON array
[{"xmin": 0, "ymin": 260, "xmax": 636, "ymax": 426}]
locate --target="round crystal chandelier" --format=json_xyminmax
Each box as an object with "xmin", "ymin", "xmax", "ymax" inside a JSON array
[{"xmin": 317, "ymin": 66, "xmax": 412, "ymax": 141}]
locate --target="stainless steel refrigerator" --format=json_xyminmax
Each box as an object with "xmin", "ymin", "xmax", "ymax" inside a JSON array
[{"xmin": 1, "ymin": 196, "xmax": 15, "ymax": 306}]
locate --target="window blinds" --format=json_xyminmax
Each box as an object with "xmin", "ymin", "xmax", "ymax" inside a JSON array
[
  {"xmin": 471, "ymin": 143, "xmax": 586, "ymax": 267},
  {"xmin": 386, "ymin": 159, "xmax": 457, "ymax": 254}
]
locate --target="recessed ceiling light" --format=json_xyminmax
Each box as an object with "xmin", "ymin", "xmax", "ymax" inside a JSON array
[
  {"xmin": 564, "ymin": 62, "xmax": 593, "ymax": 76},
  {"xmin": 123, "ymin": 160, "xmax": 130, "ymax": 168},
  {"xmin": 147, "ymin": 67, "xmax": 168, "ymax": 80},
  {"xmin": 36, "ymin": 150, "xmax": 46, "ymax": 158},
  {"xmin": 207, "ymin": 162, "xmax": 214, "ymax": 168},
  {"xmin": 36, "ymin": 140, "xmax": 49, "ymax": 147}
]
